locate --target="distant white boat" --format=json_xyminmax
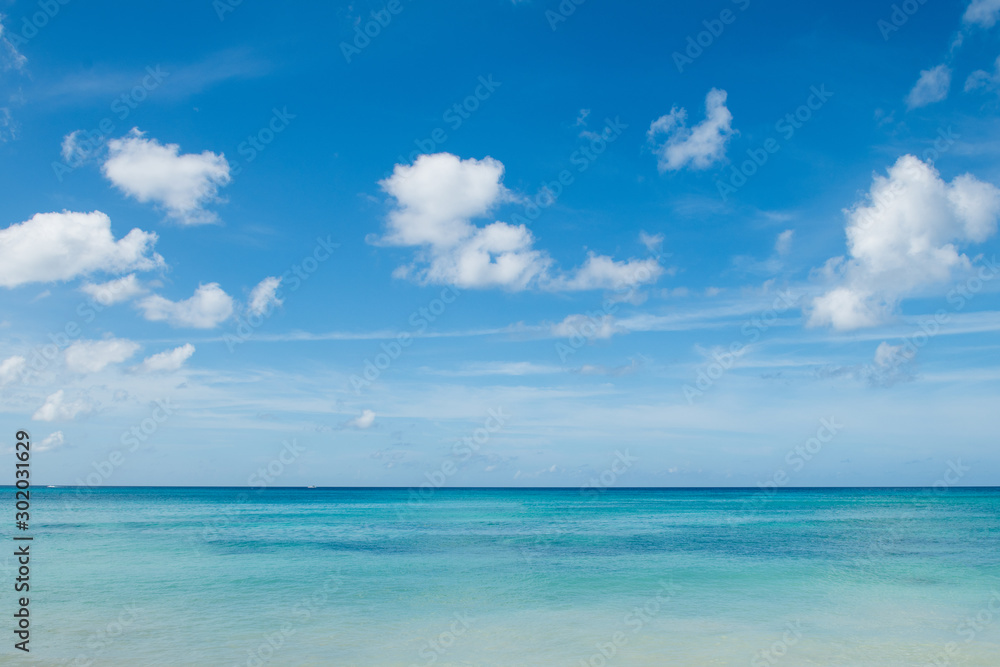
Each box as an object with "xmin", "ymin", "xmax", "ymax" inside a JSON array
[{"xmin": 307, "ymin": 485, "xmax": 317, "ymax": 489}]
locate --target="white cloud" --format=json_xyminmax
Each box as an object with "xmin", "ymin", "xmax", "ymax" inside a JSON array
[
  {"xmin": 0, "ymin": 16, "xmax": 26, "ymax": 70},
  {"xmin": 102, "ymin": 128, "xmax": 231, "ymax": 224},
  {"xmin": 65, "ymin": 338, "xmax": 140, "ymax": 373},
  {"xmin": 647, "ymin": 88, "xmax": 735, "ymax": 172},
  {"xmin": 378, "ymin": 153, "xmax": 663, "ymax": 291},
  {"xmin": 0, "ymin": 355, "xmax": 25, "ymax": 384},
  {"xmin": 0, "ymin": 211, "xmax": 163, "ymax": 288},
  {"xmin": 37, "ymin": 431, "xmax": 66, "ymax": 453},
  {"xmin": 809, "ymin": 155, "xmax": 1000, "ymax": 330},
  {"xmin": 80, "ymin": 274, "xmax": 147, "ymax": 306},
  {"xmin": 347, "ymin": 409, "xmax": 376, "ymax": 429},
  {"xmin": 32, "ymin": 390, "xmax": 90, "ymax": 422},
  {"xmin": 775, "ymin": 229, "xmax": 795, "ymax": 256},
  {"xmin": 551, "ymin": 314, "xmax": 623, "ymax": 340},
  {"xmin": 0, "ymin": 107, "xmax": 15, "ymax": 143},
  {"xmin": 639, "ymin": 231, "xmax": 664, "ymax": 252},
  {"xmin": 906, "ymin": 65, "xmax": 951, "ymax": 109},
  {"xmin": 138, "ymin": 283, "xmax": 234, "ymax": 328},
  {"xmin": 138, "ymin": 344, "xmax": 195, "ymax": 372},
  {"xmin": 248, "ymin": 277, "xmax": 282, "ymax": 316},
  {"xmin": 964, "ymin": 0, "xmax": 1000, "ymax": 28},
  {"xmin": 966, "ymin": 56, "xmax": 1000, "ymax": 92},
  {"xmin": 547, "ymin": 253, "xmax": 664, "ymax": 291}
]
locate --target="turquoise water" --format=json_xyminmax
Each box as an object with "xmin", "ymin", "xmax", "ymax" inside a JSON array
[{"xmin": 11, "ymin": 488, "xmax": 1000, "ymax": 666}]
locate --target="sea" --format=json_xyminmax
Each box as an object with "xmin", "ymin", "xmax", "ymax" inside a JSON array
[{"xmin": 11, "ymin": 487, "xmax": 1000, "ymax": 666}]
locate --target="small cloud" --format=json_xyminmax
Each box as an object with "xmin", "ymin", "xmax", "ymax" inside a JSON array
[
  {"xmin": 647, "ymin": 88, "xmax": 735, "ymax": 172},
  {"xmin": 137, "ymin": 344, "xmax": 195, "ymax": 373},
  {"xmin": 639, "ymin": 231, "xmax": 664, "ymax": 252},
  {"xmin": 80, "ymin": 274, "xmax": 147, "ymax": 306},
  {"xmin": 906, "ymin": 65, "xmax": 951, "ymax": 110},
  {"xmin": 36, "ymin": 431, "xmax": 66, "ymax": 453},
  {"xmin": 965, "ymin": 56, "xmax": 1000, "ymax": 93},
  {"xmin": 32, "ymin": 390, "xmax": 91, "ymax": 422},
  {"xmin": 347, "ymin": 409, "xmax": 376, "ymax": 429},
  {"xmin": 248, "ymin": 276, "xmax": 283, "ymax": 316},
  {"xmin": 551, "ymin": 313, "xmax": 623, "ymax": 340},
  {"xmin": 138, "ymin": 283, "xmax": 234, "ymax": 328},
  {"xmin": 65, "ymin": 338, "xmax": 140, "ymax": 373},
  {"xmin": 774, "ymin": 229, "xmax": 794, "ymax": 256},
  {"xmin": 0, "ymin": 355, "xmax": 25, "ymax": 384}
]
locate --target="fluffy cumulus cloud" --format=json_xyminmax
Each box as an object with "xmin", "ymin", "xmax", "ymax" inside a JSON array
[
  {"xmin": 138, "ymin": 283, "xmax": 234, "ymax": 328},
  {"xmin": 647, "ymin": 88, "xmax": 735, "ymax": 172},
  {"xmin": 64, "ymin": 338, "xmax": 141, "ymax": 373},
  {"xmin": 347, "ymin": 409, "xmax": 376, "ymax": 429},
  {"xmin": 102, "ymin": 129, "xmax": 231, "ymax": 224},
  {"xmin": 80, "ymin": 274, "xmax": 147, "ymax": 306},
  {"xmin": 964, "ymin": 0, "xmax": 1000, "ymax": 28},
  {"xmin": 809, "ymin": 155, "xmax": 1000, "ymax": 330},
  {"xmin": 906, "ymin": 65, "xmax": 951, "ymax": 109},
  {"xmin": 0, "ymin": 355, "xmax": 25, "ymax": 384},
  {"xmin": 138, "ymin": 344, "xmax": 195, "ymax": 372},
  {"xmin": 32, "ymin": 390, "xmax": 91, "ymax": 422},
  {"xmin": 377, "ymin": 153, "xmax": 662, "ymax": 291},
  {"xmin": 0, "ymin": 211, "xmax": 163, "ymax": 288},
  {"xmin": 248, "ymin": 277, "xmax": 283, "ymax": 316}
]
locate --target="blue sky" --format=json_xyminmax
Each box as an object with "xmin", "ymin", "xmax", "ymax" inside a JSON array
[{"xmin": 2, "ymin": 0, "xmax": 1000, "ymax": 487}]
